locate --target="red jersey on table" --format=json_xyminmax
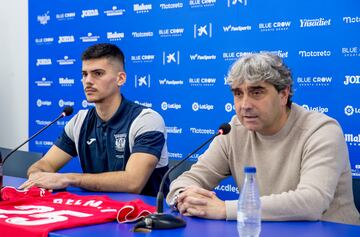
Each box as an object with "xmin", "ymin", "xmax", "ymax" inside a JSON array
[{"xmin": 0, "ymin": 186, "xmax": 155, "ymax": 237}]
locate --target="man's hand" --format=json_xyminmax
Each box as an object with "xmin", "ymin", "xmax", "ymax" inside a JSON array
[
  {"xmin": 176, "ymin": 185, "xmax": 226, "ymax": 219},
  {"xmin": 19, "ymin": 172, "xmax": 72, "ymax": 190}
]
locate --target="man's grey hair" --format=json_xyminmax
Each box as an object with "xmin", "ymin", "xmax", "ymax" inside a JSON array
[{"xmin": 226, "ymin": 53, "xmax": 293, "ymax": 108}]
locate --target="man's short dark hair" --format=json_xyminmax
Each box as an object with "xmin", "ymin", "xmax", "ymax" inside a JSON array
[{"xmin": 81, "ymin": 43, "xmax": 125, "ymax": 70}]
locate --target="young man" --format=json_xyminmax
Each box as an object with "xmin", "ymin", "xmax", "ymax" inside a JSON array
[
  {"xmin": 20, "ymin": 43, "xmax": 169, "ymax": 196},
  {"xmin": 166, "ymin": 53, "xmax": 360, "ymax": 225}
]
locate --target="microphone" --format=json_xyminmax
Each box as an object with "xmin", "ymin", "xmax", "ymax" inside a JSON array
[
  {"xmin": 135, "ymin": 123, "xmax": 231, "ymax": 230},
  {"xmin": 0, "ymin": 106, "xmax": 73, "ymax": 170}
]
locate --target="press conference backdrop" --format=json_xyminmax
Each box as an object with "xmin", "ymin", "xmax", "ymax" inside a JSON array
[{"xmin": 29, "ymin": 1, "xmax": 360, "ymax": 200}]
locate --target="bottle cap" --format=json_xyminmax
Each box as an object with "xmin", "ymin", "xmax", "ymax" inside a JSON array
[{"xmin": 244, "ymin": 166, "xmax": 256, "ymax": 173}]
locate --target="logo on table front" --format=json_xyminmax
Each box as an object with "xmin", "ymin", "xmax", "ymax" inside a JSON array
[
  {"xmin": 37, "ymin": 11, "xmax": 50, "ymax": 25},
  {"xmin": 104, "ymin": 6, "xmax": 126, "ymax": 16},
  {"xmin": 162, "ymin": 51, "xmax": 180, "ymax": 65},
  {"xmin": 194, "ymin": 23, "xmax": 212, "ymax": 38},
  {"xmin": 135, "ymin": 74, "xmax": 151, "ymax": 88}
]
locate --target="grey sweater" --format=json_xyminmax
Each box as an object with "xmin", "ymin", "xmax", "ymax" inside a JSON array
[{"xmin": 167, "ymin": 104, "xmax": 360, "ymax": 225}]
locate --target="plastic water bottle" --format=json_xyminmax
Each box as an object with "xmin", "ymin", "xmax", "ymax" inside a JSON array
[{"xmin": 237, "ymin": 166, "xmax": 261, "ymax": 237}]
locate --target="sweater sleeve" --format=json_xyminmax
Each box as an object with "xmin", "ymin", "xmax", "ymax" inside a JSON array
[
  {"xmin": 260, "ymin": 120, "xmax": 348, "ymax": 221},
  {"xmin": 166, "ymin": 136, "xmax": 231, "ymax": 205}
]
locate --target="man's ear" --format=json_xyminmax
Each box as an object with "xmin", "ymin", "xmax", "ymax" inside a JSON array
[
  {"xmin": 117, "ymin": 72, "xmax": 126, "ymax": 87},
  {"xmin": 279, "ymin": 86, "xmax": 290, "ymax": 106}
]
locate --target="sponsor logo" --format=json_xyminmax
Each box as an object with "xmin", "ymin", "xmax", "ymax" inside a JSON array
[
  {"xmin": 189, "ymin": 153, "xmax": 201, "ymax": 159},
  {"xmin": 225, "ymin": 103, "xmax": 235, "ymax": 112},
  {"xmin": 36, "ymin": 99, "xmax": 52, "ymax": 107},
  {"xmin": 160, "ymin": 3, "xmax": 183, "ymax": 9},
  {"xmin": 107, "ymin": 32, "xmax": 125, "ymax": 41},
  {"xmin": 58, "ymin": 35, "xmax": 75, "ymax": 44},
  {"xmin": 227, "ymin": 0, "xmax": 248, "ymax": 7},
  {"xmin": 57, "ymin": 56, "xmax": 76, "ymax": 65},
  {"xmin": 131, "ymin": 54, "xmax": 155, "ymax": 63},
  {"xmin": 298, "ymin": 50, "xmax": 331, "ymax": 57},
  {"xmin": 258, "ymin": 21, "xmax": 291, "ymax": 32},
  {"xmin": 114, "ymin": 134, "xmax": 126, "ymax": 152},
  {"xmin": 81, "ymin": 9, "xmax": 99, "ymax": 18},
  {"xmin": 345, "ymin": 133, "xmax": 360, "ymax": 146},
  {"xmin": 161, "ymin": 102, "xmax": 182, "ymax": 110},
  {"xmin": 80, "ymin": 32, "xmax": 100, "ymax": 43},
  {"xmin": 35, "ymin": 37, "xmax": 54, "ymax": 45},
  {"xmin": 194, "ymin": 23, "xmax": 212, "ymax": 38},
  {"xmin": 104, "ymin": 6, "xmax": 126, "ymax": 16},
  {"xmin": 302, "ymin": 104, "xmax": 329, "ymax": 113},
  {"xmin": 344, "ymin": 105, "xmax": 360, "ymax": 116},
  {"xmin": 223, "ymin": 25, "xmax": 251, "ymax": 32},
  {"xmin": 36, "ymin": 59, "xmax": 52, "ymax": 66},
  {"xmin": 299, "ymin": 18, "xmax": 331, "ymax": 28},
  {"xmin": 35, "ymin": 140, "xmax": 53, "ymax": 146},
  {"xmin": 223, "ymin": 51, "xmax": 254, "ymax": 61},
  {"xmin": 135, "ymin": 74, "xmax": 151, "ymax": 88},
  {"xmin": 224, "ymin": 75, "xmax": 229, "ymax": 85},
  {"xmin": 132, "ymin": 31, "xmax": 154, "ymax": 38},
  {"xmin": 343, "ymin": 16, "xmax": 360, "ymax": 24},
  {"xmin": 56, "ymin": 12, "xmax": 76, "ymax": 21},
  {"xmin": 35, "ymin": 77, "xmax": 53, "ymax": 87},
  {"xmin": 133, "ymin": 3, "xmax": 152, "ymax": 13},
  {"xmin": 168, "ymin": 152, "xmax": 183, "ymax": 158},
  {"xmin": 297, "ymin": 76, "xmax": 333, "ymax": 87},
  {"xmin": 260, "ymin": 50, "xmax": 288, "ymax": 58},
  {"xmin": 214, "ymin": 184, "xmax": 239, "ymax": 194},
  {"xmin": 82, "ymin": 100, "xmax": 95, "ymax": 108},
  {"xmin": 344, "ymin": 75, "xmax": 360, "ymax": 85},
  {"xmin": 166, "ymin": 126, "xmax": 183, "ymax": 134},
  {"xmin": 189, "ymin": 77, "xmax": 216, "ymax": 87},
  {"xmin": 163, "ymin": 51, "xmax": 180, "ymax": 65},
  {"xmin": 159, "ymin": 78, "xmax": 184, "ymax": 86},
  {"xmin": 134, "ymin": 100, "xmax": 153, "ymax": 108},
  {"xmin": 58, "ymin": 99, "xmax": 75, "ymax": 108},
  {"xmin": 37, "ymin": 11, "xmax": 50, "ymax": 25},
  {"xmin": 190, "ymin": 0, "xmax": 216, "ymax": 8},
  {"xmin": 192, "ymin": 102, "xmax": 214, "ymax": 111},
  {"xmin": 59, "ymin": 77, "xmax": 75, "ymax": 86},
  {"xmin": 342, "ymin": 47, "xmax": 360, "ymax": 57},
  {"xmin": 35, "ymin": 120, "xmax": 51, "ymax": 126},
  {"xmin": 159, "ymin": 28, "xmax": 184, "ymax": 38},
  {"xmin": 189, "ymin": 54, "xmax": 216, "ymax": 61},
  {"xmin": 190, "ymin": 127, "xmax": 215, "ymax": 135},
  {"xmin": 86, "ymin": 138, "xmax": 96, "ymax": 145}
]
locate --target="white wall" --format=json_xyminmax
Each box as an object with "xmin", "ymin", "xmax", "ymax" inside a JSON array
[{"xmin": 0, "ymin": 1, "xmax": 28, "ymax": 151}]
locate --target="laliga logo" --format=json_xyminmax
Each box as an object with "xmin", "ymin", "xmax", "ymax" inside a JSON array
[
  {"xmin": 192, "ymin": 102, "xmax": 199, "ymax": 111},
  {"xmin": 161, "ymin": 102, "xmax": 168, "ymax": 110},
  {"xmin": 225, "ymin": 103, "xmax": 234, "ymax": 112},
  {"xmin": 344, "ymin": 105, "xmax": 355, "ymax": 116}
]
